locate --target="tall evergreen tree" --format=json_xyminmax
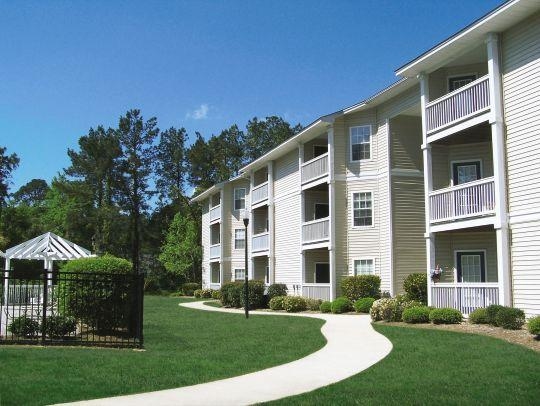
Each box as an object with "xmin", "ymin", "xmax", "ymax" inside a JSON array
[
  {"xmin": 11, "ymin": 179, "xmax": 49, "ymax": 206},
  {"xmin": 0, "ymin": 146, "xmax": 20, "ymax": 219},
  {"xmin": 244, "ymin": 116, "xmax": 303, "ymax": 161},
  {"xmin": 155, "ymin": 127, "xmax": 187, "ymax": 206}
]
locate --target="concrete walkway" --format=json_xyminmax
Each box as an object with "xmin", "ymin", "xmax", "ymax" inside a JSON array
[{"xmin": 62, "ymin": 301, "xmax": 392, "ymax": 406}]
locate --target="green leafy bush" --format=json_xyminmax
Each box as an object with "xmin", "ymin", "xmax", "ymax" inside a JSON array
[
  {"xmin": 220, "ymin": 282, "xmax": 243, "ymax": 308},
  {"xmin": 429, "ymin": 308, "xmax": 463, "ymax": 324},
  {"xmin": 402, "ymin": 306, "xmax": 431, "ymax": 324},
  {"xmin": 495, "ymin": 307, "xmax": 525, "ymax": 330},
  {"xmin": 485, "ymin": 304, "xmax": 505, "ymax": 326},
  {"xmin": 8, "ymin": 316, "xmax": 40, "ymax": 338},
  {"xmin": 240, "ymin": 280, "xmax": 266, "ymax": 309},
  {"xmin": 469, "ymin": 308, "xmax": 489, "ymax": 324},
  {"xmin": 331, "ymin": 297, "xmax": 353, "ymax": 314},
  {"xmin": 181, "ymin": 283, "xmax": 200, "ymax": 296},
  {"xmin": 200, "ymin": 289, "xmax": 213, "ymax": 298},
  {"xmin": 527, "ymin": 316, "xmax": 540, "ymax": 336},
  {"xmin": 354, "ymin": 297, "xmax": 376, "ymax": 313},
  {"xmin": 370, "ymin": 296, "xmax": 419, "ymax": 322},
  {"xmin": 193, "ymin": 289, "xmax": 202, "ymax": 298},
  {"xmin": 320, "ymin": 301, "xmax": 332, "ymax": 313},
  {"xmin": 44, "ymin": 315, "xmax": 77, "ymax": 338},
  {"xmin": 341, "ymin": 275, "xmax": 381, "ymax": 301},
  {"xmin": 403, "ymin": 273, "xmax": 428, "ymax": 304},
  {"xmin": 269, "ymin": 296, "xmax": 286, "ymax": 311},
  {"xmin": 211, "ymin": 289, "xmax": 222, "ymax": 300},
  {"xmin": 305, "ymin": 298, "xmax": 322, "ymax": 311},
  {"xmin": 283, "ymin": 296, "xmax": 307, "ymax": 313},
  {"xmin": 267, "ymin": 283, "xmax": 288, "ymax": 300}
]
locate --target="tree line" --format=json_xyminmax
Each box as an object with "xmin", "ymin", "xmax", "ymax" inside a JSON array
[{"xmin": 0, "ymin": 110, "xmax": 302, "ymax": 290}]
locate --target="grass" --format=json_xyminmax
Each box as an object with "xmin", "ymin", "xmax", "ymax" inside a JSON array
[
  {"xmin": 266, "ymin": 324, "xmax": 540, "ymax": 405},
  {"xmin": 0, "ymin": 296, "xmax": 325, "ymax": 406}
]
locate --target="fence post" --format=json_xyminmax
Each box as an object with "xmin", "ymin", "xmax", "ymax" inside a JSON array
[{"xmin": 41, "ymin": 269, "xmax": 48, "ymax": 345}]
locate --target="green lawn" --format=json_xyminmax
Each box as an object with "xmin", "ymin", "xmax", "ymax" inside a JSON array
[
  {"xmin": 266, "ymin": 324, "xmax": 540, "ymax": 405},
  {"xmin": 0, "ymin": 296, "xmax": 325, "ymax": 406}
]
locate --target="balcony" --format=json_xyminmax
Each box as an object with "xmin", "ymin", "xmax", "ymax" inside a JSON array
[
  {"xmin": 251, "ymin": 182, "xmax": 269, "ymax": 205},
  {"xmin": 426, "ymin": 75, "xmax": 490, "ymax": 135},
  {"xmin": 301, "ymin": 153, "xmax": 328, "ymax": 185},
  {"xmin": 209, "ymin": 205, "xmax": 221, "ymax": 222},
  {"xmin": 302, "ymin": 217, "xmax": 329, "ymax": 244},
  {"xmin": 431, "ymin": 282, "xmax": 499, "ymax": 316},
  {"xmin": 302, "ymin": 284, "xmax": 331, "ymax": 301},
  {"xmin": 429, "ymin": 177, "xmax": 495, "ymax": 223},
  {"xmin": 209, "ymin": 244, "xmax": 221, "ymax": 260},
  {"xmin": 252, "ymin": 232, "xmax": 269, "ymax": 253}
]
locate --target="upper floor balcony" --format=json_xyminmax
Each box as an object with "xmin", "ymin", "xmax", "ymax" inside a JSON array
[
  {"xmin": 251, "ymin": 181, "xmax": 269, "ymax": 206},
  {"xmin": 209, "ymin": 243, "xmax": 221, "ymax": 260},
  {"xmin": 209, "ymin": 204, "xmax": 221, "ymax": 222},
  {"xmin": 252, "ymin": 232, "xmax": 269, "ymax": 254},
  {"xmin": 302, "ymin": 217, "xmax": 329, "ymax": 245},
  {"xmin": 301, "ymin": 152, "xmax": 329, "ymax": 185}
]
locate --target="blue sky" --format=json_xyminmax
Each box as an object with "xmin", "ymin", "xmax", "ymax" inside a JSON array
[{"xmin": 1, "ymin": 0, "xmax": 503, "ymax": 192}]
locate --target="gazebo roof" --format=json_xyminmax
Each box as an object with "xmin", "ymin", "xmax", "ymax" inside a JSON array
[{"xmin": 5, "ymin": 232, "xmax": 93, "ymax": 261}]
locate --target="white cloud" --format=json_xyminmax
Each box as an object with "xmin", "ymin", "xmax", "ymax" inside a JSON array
[{"xmin": 186, "ymin": 103, "xmax": 210, "ymax": 120}]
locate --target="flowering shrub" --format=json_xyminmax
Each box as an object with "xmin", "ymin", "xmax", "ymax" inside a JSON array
[
  {"xmin": 269, "ymin": 296, "xmax": 286, "ymax": 311},
  {"xmin": 305, "ymin": 298, "xmax": 322, "ymax": 311},
  {"xmin": 370, "ymin": 296, "xmax": 422, "ymax": 322},
  {"xmin": 211, "ymin": 290, "xmax": 221, "ymax": 300},
  {"xmin": 193, "ymin": 289, "xmax": 203, "ymax": 298},
  {"xmin": 200, "ymin": 289, "xmax": 214, "ymax": 298},
  {"xmin": 283, "ymin": 296, "xmax": 307, "ymax": 313}
]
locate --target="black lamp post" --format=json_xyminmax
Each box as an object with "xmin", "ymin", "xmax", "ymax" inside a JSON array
[{"xmin": 242, "ymin": 210, "xmax": 250, "ymax": 319}]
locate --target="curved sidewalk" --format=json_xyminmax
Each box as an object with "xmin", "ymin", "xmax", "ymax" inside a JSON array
[{"xmin": 64, "ymin": 301, "xmax": 392, "ymax": 406}]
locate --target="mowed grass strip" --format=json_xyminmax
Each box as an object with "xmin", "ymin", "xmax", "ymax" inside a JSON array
[
  {"xmin": 0, "ymin": 296, "xmax": 325, "ymax": 406},
  {"xmin": 266, "ymin": 324, "xmax": 540, "ymax": 405}
]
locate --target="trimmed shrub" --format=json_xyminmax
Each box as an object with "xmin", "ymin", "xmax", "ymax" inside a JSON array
[
  {"xmin": 354, "ymin": 297, "xmax": 376, "ymax": 313},
  {"xmin": 341, "ymin": 275, "xmax": 381, "ymax": 301},
  {"xmin": 429, "ymin": 308, "xmax": 463, "ymax": 324},
  {"xmin": 403, "ymin": 273, "xmax": 428, "ymax": 304},
  {"xmin": 211, "ymin": 290, "xmax": 222, "ymax": 300},
  {"xmin": 240, "ymin": 280, "xmax": 266, "ymax": 309},
  {"xmin": 495, "ymin": 307, "xmax": 525, "ymax": 330},
  {"xmin": 305, "ymin": 298, "xmax": 322, "ymax": 311},
  {"xmin": 181, "ymin": 283, "xmax": 200, "ymax": 296},
  {"xmin": 331, "ymin": 297, "xmax": 353, "ymax": 314},
  {"xmin": 269, "ymin": 296, "xmax": 286, "ymax": 311},
  {"xmin": 402, "ymin": 306, "xmax": 431, "ymax": 324},
  {"xmin": 267, "ymin": 283, "xmax": 288, "ymax": 300},
  {"xmin": 485, "ymin": 304, "xmax": 505, "ymax": 326},
  {"xmin": 283, "ymin": 296, "xmax": 307, "ymax": 313},
  {"xmin": 8, "ymin": 316, "xmax": 40, "ymax": 338},
  {"xmin": 193, "ymin": 289, "xmax": 203, "ymax": 298},
  {"xmin": 370, "ymin": 296, "xmax": 418, "ymax": 322},
  {"xmin": 320, "ymin": 301, "xmax": 332, "ymax": 313},
  {"xmin": 200, "ymin": 289, "xmax": 213, "ymax": 299},
  {"xmin": 44, "ymin": 315, "xmax": 77, "ymax": 338},
  {"xmin": 469, "ymin": 308, "xmax": 489, "ymax": 324},
  {"xmin": 220, "ymin": 282, "xmax": 243, "ymax": 308},
  {"xmin": 527, "ymin": 316, "xmax": 540, "ymax": 336}
]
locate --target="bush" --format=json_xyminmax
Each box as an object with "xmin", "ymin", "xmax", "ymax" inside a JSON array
[
  {"xmin": 403, "ymin": 273, "xmax": 428, "ymax": 304},
  {"xmin": 370, "ymin": 296, "xmax": 417, "ymax": 322},
  {"xmin": 429, "ymin": 308, "xmax": 463, "ymax": 324},
  {"xmin": 402, "ymin": 306, "xmax": 431, "ymax": 324},
  {"xmin": 220, "ymin": 280, "xmax": 266, "ymax": 309},
  {"xmin": 305, "ymin": 298, "xmax": 322, "ymax": 311},
  {"xmin": 283, "ymin": 296, "xmax": 307, "ymax": 313},
  {"xmin": 469, "ymin": 308, "xmax": 489, "ymax": 324},
  {"xmin": 485, "ymin": 304, "xmax": 505, "ymax": 326},
  {"xmin": 193, "ymin": 289, "xmax": 202, "ymax": 298},
  {"xmin": 341, "ymin": 275, "xmax": 381, "ymax": 301},
  {"xmin": 527, "ymin": 316, "xmax": 540, "ymax": 336},
  {"xmin": 267, "ymin": 283, "xmax": 288, "ymax": 300},
  {"xmin": 331, "ymin": 297, "xmax": 353, "ymax": 314},
  {"xmin": 354, "ymin": 297, "xmax": 376, "ymax": 313},
  {"xmin": 495, "ymin": 307, "xmax": 525, "ymax": 330},
  {"xmin": 181, "ymin": 283, "xmax": 200, "ymax": 296},
  {"xmin": 211, "ymin": 290, "xmax": 222, "ymax": 300},
  {"xmin": 200, "ymin": 289, "xmax": 213, "ymax": 298},
  {"xmin": 8, "ymin": 316, "xmax": 40, "ymax": 337},
  {"xmin": 269, "ymin": 296, "xmax": 286, "ymax": 311},
  {"xmin": 320, "ymin": 301, "xmax": 332, "ymax": 313},
  {"xmin": 44, "ymin": 315, "xmax": 77, "ymax": 338},
  {"xmin": 241, "ymin": 280, "xmax": 266, "ymax": 309}
]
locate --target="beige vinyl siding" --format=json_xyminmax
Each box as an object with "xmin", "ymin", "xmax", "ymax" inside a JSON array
[
  {"xmin": 201, "ymin": 199, "xmax": 210, "ymax": 288},
  {"xmin": 304, "ymin": 249, "xmax": 330, "ymax": 283},
  {"xmin": 334, "ymin": 180, "xmax": 348, "ymax": 294},
  {"xmin": 390, "ymin": 116, "xmax": 423, "ymax": 171},
  {"xmin": 428, "ymin": 63, "xmax": 488, "ymax": 100},
  {"xmin": 434, "ymin": 231, "xmax": 498, "ymax": 283},
  {"xmin": 378, "ymin": 85, "xmax": 420, "ymax": 122},
  {"xmin": 225, "ymin": 179, "xmax": 250, "ymax": 270},
  {"xmin": 274, "ymin": 150, "xmax": 299, "ymax": 195},
  {"xmin": 333, "ymin": 118, "xmax": 347, "ymax": 176},
  {"xmin": 274, "ymin": 193, "xmax": 301, "ymax": 291},
  {"xmin": 344, "ymin": 110, "xmax": 378, "ymax": 175}
]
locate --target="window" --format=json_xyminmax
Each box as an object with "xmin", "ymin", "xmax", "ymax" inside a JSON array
[
  {"xmin": 350, "ymin": 126, "xmax": 371, "ymax": 161},
  {"xmin": 234, "ymin": 188, "xmax": 246, "ymax": 211},
  {"xmin": 314, "ymin": 203, "xmax": 329, "ymax": 220},
  {"xmin": 354, "ymin": 259, "xmax": 374, "ymax": 275},
  {"xmin": 234, "ymin": 268, "xmax": 245, "ymax": 281},
  {"xmin": 352, "ymin": 192, "xmax": 373, "ymax": 227},
  {"xmin": 315, "ymin": 263, "xmax": 330, "ymax": 283},
  {"xmin": 452, "ymin": 161, "xmax": 481, "ymax": 185},
  {"xmin": 448, "ymin": 74, "xmax": 477, "ymax": 92},
  {"xmin": 210, "ymin": 265, "xmax": 220, "ymax": 283},
  {"xmin": 456, "ymin": 251, "xmax": 486, "ymax": 282},
  {"xmin": 313, "ymin": 145, "xmax": 328, "ymax": 158},
  {"xmin": 234, "ymin": 229, "xmax": 245, "ymax": 249}
]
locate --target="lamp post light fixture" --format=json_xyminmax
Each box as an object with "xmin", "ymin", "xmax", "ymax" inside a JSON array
[{"xmin": 242, "ymin": 209, "xmax": 250, "ymax": 319}]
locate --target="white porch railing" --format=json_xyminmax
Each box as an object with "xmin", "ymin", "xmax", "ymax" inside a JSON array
[
  {"xmin": 429, "ymin": 177, "xmax": 495, "ymax": 223},
  {"xmin": 301, "ymin": 153, "xmax": 328, "ymax": 184},
  {"xmin": 209, "ymin": 244, "xmax": 221, "ymax": 259},
  {"xmin": 431, "ymin": 282, "xmax": 499, "ymax": 315},
  {"xmin": 209, "ymin": 205, "xmax": 221, "ymax": 222},
  {"xmin": 302, "ymin": 284, "xmax": 331, "ymax": 301},
  {"xmin": 426, "ymin": 75, "xmax": 490, "ymax": 134},
  {"xmin": 302, "ymin": 217, "xmax": 329, "ymax": 243},
  {"xmin": 252, "ymin": 232, "xmax": 269, "ymax": 252},
  {"xmin": 252, "ymin": 182, "xmax": 269, "ymax": 205}
]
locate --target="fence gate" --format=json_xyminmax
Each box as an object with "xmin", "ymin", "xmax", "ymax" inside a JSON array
[{"xmin": 0, "ymin": 269, "xmax": 144, "ymax": 348}]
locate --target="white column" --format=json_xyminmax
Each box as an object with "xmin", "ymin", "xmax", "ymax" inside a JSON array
[
  {"xmin": 3, "ymin": 257, "xmax": 10, "ymax": 305},
  {"xmin": 248, "ymin": 172, "xmax": 254, "ymax": 280},
  {"xmin": 487, "ymin": 32, "xmax": 511, "ymax": 306},
  {"xmin": 328, "ymin": 127, "xmax": 336, "ymax": 300},
  {"xmin": 298, "ymin": 144, "xmax": 304, "ymax": 294},
  {"xmin": 426, "ymin": 235, "xmax": 435, "ymax": 306},
  {"xmin": 219, "ymin": 187, "xmax": 225, "ymax": 285},
  {"xmin": 267, "ymin": 161, "xmax": 275, "ymax": 284}
]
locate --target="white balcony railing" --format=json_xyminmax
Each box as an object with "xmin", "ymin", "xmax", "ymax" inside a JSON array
[
  {"xmin": 302, "ymin": 217, "xmax": 329, "ymax": 243},
  {"xmin": 252, "ymin": 182, "xmax": 269, "ymax": 205},
  {"xmin": 209, "ymin": 283, "xmax": 221, "ymax": 290},
  {"xmin": 209, "ymin": 244, "xmax": 221, "ymax": 259},
  {"xmin": 302, "ymin": 284, "xmax": 331, "ymax": 301},
  {"xmin": 431, "ymin": 282, "xmax": 499, "ymax": 315},
  {"xmin": 252, "ymin": 232, "xmax": 269, "ymax": 252},
  {"xmin": 209, "ymin": 205, "xmax": 221, "ymax": 222},
  {"xmin": 426, "ymin": 75, "xmax": 490, "ymax": 134},
  {"xmin": 301, "ymin": 153, "xmax": 328, "ymax": 184},
  {"xmin": 429, "ymin": 177, "xmax": 495, "ymax": 223}
]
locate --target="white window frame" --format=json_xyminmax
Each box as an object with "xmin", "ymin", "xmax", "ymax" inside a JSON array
[
  {"xmin": 450, "ymin": 159, "xmax": 483, "ymax": 186},
  {"xmin": 234, "ymin": 187, "xmax": 246, "ymax": 211},
  {"xmin": 314, "ymin": 262, "xmax": 330, "ymax": 284},
  {"xmin": 234, "ymin": 228, "xmax": 245, "ymax": 250},
  {"xmin": 350, "ymin": 191, "xmax": 374, "ymax": 229},
  {"xmin": 234, "ymin": 268, "xmax": 245, "ymax": 281},
  {"xmin": 349, "ymin": 125, "xmax": 372, "ymax": 162},
  {"xmin": 447, "ymin": 73, "xmax": 478, "ymax": 93},
  {"xmin": 454, "ymin": 249, "xmax": 487, "ymax": 283},
  {"xmin": 352, "ymin": 258, "xmax": 376, "ymax": 276}
]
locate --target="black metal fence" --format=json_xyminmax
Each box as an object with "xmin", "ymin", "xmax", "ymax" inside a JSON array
[{"xmin": 0, "ymin": 269, "xmax": 144, "ymax": 348}]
